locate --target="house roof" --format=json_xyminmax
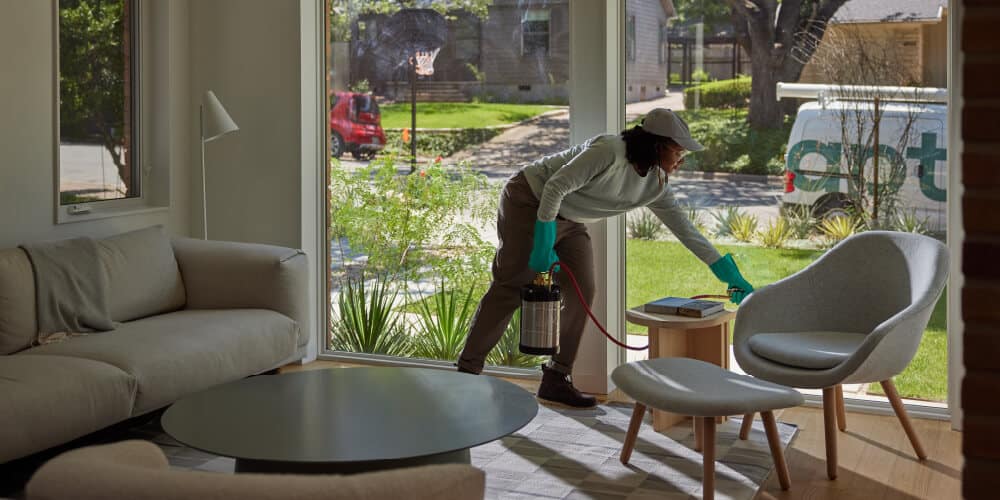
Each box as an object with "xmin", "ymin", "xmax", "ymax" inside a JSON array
[{"xmin": 832, "ymin": 0, "xmax": 946, "ymax": 24}]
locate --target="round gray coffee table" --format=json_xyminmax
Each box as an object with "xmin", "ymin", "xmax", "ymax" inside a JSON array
[{"xmin": 161, "ymin": 367, "xmax": 538, "ymax": 474}]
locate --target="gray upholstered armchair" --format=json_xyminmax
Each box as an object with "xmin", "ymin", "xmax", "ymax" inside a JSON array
[{"xmin": 732, "ymin": 231, "xmax": 948, "ymax": 480}]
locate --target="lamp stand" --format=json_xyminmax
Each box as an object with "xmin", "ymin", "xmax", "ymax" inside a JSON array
[{"xmin": 200, "ymin": 105, "xmax": 208, "ymax": 240}]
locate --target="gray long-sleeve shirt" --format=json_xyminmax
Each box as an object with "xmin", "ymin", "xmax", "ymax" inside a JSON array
[{"xmin": 520, "ymin": 134, "xmax": 722, "ymax": 265}]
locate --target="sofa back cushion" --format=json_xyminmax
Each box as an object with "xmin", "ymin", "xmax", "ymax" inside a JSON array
[
  {"xmin": 0, "ymin": 248, "xmax": 38, "ymax": 354},
  {"xmin": 98, "ymin": 226, "xmax": 186, "ymax": 322}
]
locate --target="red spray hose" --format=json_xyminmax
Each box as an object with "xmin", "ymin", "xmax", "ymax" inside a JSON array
[{"xmin": 548, "ymin": 261, "xmax": 729, "ymax": 351}]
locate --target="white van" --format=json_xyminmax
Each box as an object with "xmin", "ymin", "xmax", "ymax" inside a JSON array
[{"xmin": 779, "ymin": 84, "xmax": 948, "ymax": 232}]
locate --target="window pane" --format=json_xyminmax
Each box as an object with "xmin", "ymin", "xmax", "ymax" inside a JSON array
[
  {"xmin": 58, "ymin": 0, "xmax": 138, "ymax": 204},
  {"xmin": 326, "ymin": 1, "xmax": 569, "ymax": 371},
  {"xmin": 626, "ymin": 1, "xmax": 950, "ymax": 406}
]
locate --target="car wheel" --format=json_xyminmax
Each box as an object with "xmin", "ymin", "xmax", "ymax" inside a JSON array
[
  {"xmin": 352, "ymin": 150, "xmax": 376, "ymax": 161},
  {"xmin": 330, "ymin": 132, "xmax": 345, "ymax": 158},
  {"xmin": 815, "ymin": 196, "xmax": 852, "ymax": 221}
]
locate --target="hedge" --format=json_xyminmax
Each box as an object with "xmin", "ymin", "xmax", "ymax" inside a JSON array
[
  {"xmin": 683, "ymin": 77, "xmax": 752, "ymax": 110},
  {"xmin": 384, "ymin": 128, "xmax": 503, "ymax": 158},
  {"xmin": 677, "ymin": 108, "xmax": 792, "ymax": 175}
]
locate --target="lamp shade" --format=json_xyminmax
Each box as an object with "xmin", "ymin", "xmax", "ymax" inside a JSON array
[{"xmin": 202, "ymin": 90, "xmax": 239, "ymax": 142}]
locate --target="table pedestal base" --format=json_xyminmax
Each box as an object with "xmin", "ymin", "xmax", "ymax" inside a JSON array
[{"xmin": 235, "ymin": 448, "xmax": 471, "ymax": 474}]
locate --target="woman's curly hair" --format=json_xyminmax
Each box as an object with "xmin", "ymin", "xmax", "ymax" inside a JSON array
[{"xmin": 621, "ymin": 125, "xmax": 677, "ymax": 177}]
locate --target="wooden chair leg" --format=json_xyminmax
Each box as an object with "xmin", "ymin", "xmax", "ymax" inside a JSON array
[
  {"xmin": 620, "ymin": 402, "xmax": 646, "ymax": 464},
  {"xmin": 880, "ymin": 379, "xmax": 927, "ymax": 460},
  {"xmin": 693, "ymin": 416, "xmax": 703, "ymax": 452},
  {"xmin": 702, "ymin": 416, "xmax": 716, "ymax": 500},
  {"xmin": 739, "ymin": 413, "xmax": 754, "ymax": 440},
  {"xmin": 835, "ymin": 384, "xmax": 847, "ymax": 432},
  {"xmin": 822, "ymin": 387, "xmax": 838, "ymax": 480},
  {"xmin": 761, "ymin": 411, "xmax": 791, "ymax": 490}
]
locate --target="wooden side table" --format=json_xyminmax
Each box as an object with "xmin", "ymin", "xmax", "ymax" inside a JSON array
[{"xmin": 625, "ymin": 307, "xmax": 736, "ymax": 431}]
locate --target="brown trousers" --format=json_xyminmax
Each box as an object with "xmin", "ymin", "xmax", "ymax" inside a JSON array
[{"xmin": 458, "ymin": 172, "xmax": 596, "ymax": 375}]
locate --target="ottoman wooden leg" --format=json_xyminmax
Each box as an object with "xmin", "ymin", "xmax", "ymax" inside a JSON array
[
  {"xmin": 822, "ymin": 387, "xmax": 838, "ymax": 480},
  {"xmin": 702, "ymin": 417, "xmax": 716, "ymax": 500},
  {"xmin": 739, "ymin": 413, "xmax": 754, "ymax": 440},
  {"xmin": 620, "ymin": 402, "xmax": 646, "ymax": 464},
  {"xmin": 761, "ymin": 411, "xmax": 791, "ymax": 490}
]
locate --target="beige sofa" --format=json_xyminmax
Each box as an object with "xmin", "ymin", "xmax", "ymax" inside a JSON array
[
  {"xmin": 25, "ymin": 440, "xmax": 485, "ymax": 500},
  {"xmin": 0, "ymin": 226, "xmax": 309, "ymax": 464}
]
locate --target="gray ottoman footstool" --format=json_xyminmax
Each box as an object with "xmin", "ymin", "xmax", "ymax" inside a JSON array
[{"xmin": 611, "ymin": 357, "xmax": 804, "ymax": 500}]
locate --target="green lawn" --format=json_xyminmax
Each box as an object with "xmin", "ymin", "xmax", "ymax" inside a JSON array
[
  {"xmin": 380, "ymin": 102, "xmax": 557, "ymax": 129},
  {"xmin": 625, "ymin": 239, "xmax": 947, "ymax": 402}
]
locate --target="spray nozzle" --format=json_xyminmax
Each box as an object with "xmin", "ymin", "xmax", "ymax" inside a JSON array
[{"xmin": 533, "ymin": 272, "xmax": 553, "ymax": 288}]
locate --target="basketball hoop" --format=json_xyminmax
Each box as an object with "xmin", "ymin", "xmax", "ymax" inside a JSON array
[{"xmin": 413, "ymin": 48, "xmax": 440, "ymax": 76}]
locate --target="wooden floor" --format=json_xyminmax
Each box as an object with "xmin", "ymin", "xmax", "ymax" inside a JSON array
[{"xmin": 282, "ymin": 361, "xmax": 963, "ymax": 500}]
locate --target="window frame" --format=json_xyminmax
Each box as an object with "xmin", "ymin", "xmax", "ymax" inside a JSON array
[
  {"xmin": 625, "ymin": 15, "xmax": 636, "ymax": 62},
  {"xmin": 658, "ymin": 22, "xmax": 667, "ymax": 65},
  {"xmin": 521, "ymin": 8, "xmax": 551, "ymax": 56},
  {"xmin": 54, "ymin": 0, "xmax": 149, "ymax": 223}
]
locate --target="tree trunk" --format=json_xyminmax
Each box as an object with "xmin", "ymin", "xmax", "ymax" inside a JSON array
[{"xmin": 748, "ymin": 45, "xmax": 782, "ymax": 130}]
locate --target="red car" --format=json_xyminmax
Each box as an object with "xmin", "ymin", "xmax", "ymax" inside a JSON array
[{"xmin": 329, "ymin": 92, "xmax": 386, "ymax": 160}]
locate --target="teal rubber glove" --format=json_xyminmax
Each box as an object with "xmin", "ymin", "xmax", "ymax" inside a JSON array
[
  {"xmin": 528, "ymin": 220, "xmax": 559, "ymax": 273},
  {"xmin": 709, "ymin": 253, "xmax": 754, "ymax": 305}
]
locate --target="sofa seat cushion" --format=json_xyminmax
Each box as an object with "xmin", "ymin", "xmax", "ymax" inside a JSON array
[
  {"xmin": 0, "ymin": 355, "xmax": 136, "ymax": 464},
  {"xmin": 21, "ymin": 309, "xmax": 299, "ymax": 414}
]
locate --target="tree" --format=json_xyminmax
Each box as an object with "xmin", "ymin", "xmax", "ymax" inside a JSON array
[
  {"xmin": 812, "ymin": 27, "xmax": 921, "ymax": 227},
  {"xmin": 673, "ymin": 1, "xmax": 848, "ymax": 130},
  {"xmin": 330, "ymin": 0, "xmax": 491, "ymax": 42},
  {"xmin": 59, "ymin": 0, "xmax": 134, "ymax": 195},
  {"xmin": 723, "ymin": 0, "xmax": 849, "ymax": 130}
]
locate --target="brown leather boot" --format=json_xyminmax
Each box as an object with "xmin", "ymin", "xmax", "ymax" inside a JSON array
[{"xmin": 537, "ymin": 364, "xmax": 597, "ymax": 408}]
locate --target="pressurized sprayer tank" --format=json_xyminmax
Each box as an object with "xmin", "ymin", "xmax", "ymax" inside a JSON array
[{"xmin": 519, "ymin": 273, "xmax": 561, "ymax": 355}]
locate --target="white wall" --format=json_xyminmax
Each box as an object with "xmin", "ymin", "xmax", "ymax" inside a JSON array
[
  {"xmin": 189, "ymin": 0, "xmax": 303, "ymax": 248},
  {"xmin": 0, "ymin": 0, "xmax": 191, "ymax": 248}
]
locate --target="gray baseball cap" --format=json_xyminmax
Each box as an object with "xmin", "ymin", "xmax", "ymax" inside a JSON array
[{"xmin": 640, "ymin": 108, "xmax": 704, "ymax": 152}]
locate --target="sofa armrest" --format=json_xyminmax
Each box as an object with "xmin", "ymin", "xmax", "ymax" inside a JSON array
[{"xmin": 171, "ymin": 238, "xmax": 309, "ymax": 348}]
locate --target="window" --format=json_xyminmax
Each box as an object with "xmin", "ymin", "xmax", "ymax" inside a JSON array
[
  {"xmin": 658, "ymin": 23, "xmax": 667, "ymax": 64},
  {"xmin": 522, "ymin": 9, "xmax": 550, "ymax": 55},
  {"xmin": 57, "ymin": 0, "xmax": 140, "ymax": 206},
  {"xmin": 626, "ymin": 15, "xmax": 636, "ymax": 62}
]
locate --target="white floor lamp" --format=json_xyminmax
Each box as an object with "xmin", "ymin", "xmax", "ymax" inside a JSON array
[{"xmin": 200, "ymin": 90, "xmax": 239, "ymax": 240}]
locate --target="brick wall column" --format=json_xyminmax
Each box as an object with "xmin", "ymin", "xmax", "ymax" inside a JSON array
[{"xmin": 961, "ymin": 1, "xmax": 1000, "ymax": 498}]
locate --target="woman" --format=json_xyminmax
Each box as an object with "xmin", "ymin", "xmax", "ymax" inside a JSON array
[{"xmin": 457, "ymin": 108, "xmax": 754, "ymax": 408}]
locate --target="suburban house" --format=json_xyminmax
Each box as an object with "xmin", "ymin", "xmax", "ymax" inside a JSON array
[
  {"xmin": 798, "ymin": 0, "xmax": 948, "ymax": 87},
  {"xmin": 0, "ymin": 1, "xmax": 996, "ymax": 499},
  {"xmin": 345, "ymin": 0, "xmax": 675, "ymax": 103}
]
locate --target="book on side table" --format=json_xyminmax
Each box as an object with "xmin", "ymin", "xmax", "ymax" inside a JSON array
[{"xmin": 643, "ymin": 297, "xmax": 726, "ymax": 318}]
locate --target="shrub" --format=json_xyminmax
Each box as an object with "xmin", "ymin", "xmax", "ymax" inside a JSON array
[
  {"xmin": 684, "ymin": 204, "xmax": 708, "ymax": 234},
  {"xmin": 890, "ymin": 210, "xmax": 930, "ymax": 235},
  {"xmin": 384, "ymin": 128, "xmax": 503, "ymax": 158},
  {"xmin": 329, "ymin": 155, "xmax": 497, "ymax": 286},
  {"xmin": 627, "ymin": 208, "xmax": 661, "ymax": 240},
  {"xmin": 692, "ymin": 69, "xmax": 713, "ymax": 84},
  {"xmin": 410, "ymin": 283, "xmax": 478, "ymax": 362},
  {"xmin": 330, "ymin": 273, "xmax": 412, "ymax": 357},
  {"xmin": 677, "ymin": 109, "xmax": 791, "ymax": 175},
  {"xmin": 710, "ymin": 206, "xmax": 741, "ymax": 238},
  {"xmin": 782, "ymin": 204, "xmax": 817, "ymax": 239},
  {"xmin": 730, "ymin": 212, "xmax": 759, "ymax": 243},
  {"xmin": 758, "ymin": 218, "xmax": 794, "ymax": 249},
  {"xmin": 819, "ymin": 215, "xmax": 861, "ymax": 244},
  {"xmin": 683, "ymin": 77, "xmax": 751, "ymax": 110}
]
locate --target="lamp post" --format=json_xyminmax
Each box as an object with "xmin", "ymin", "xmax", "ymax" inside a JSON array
[{"xmin": 200, "ymin": 90, "xmax": 239, "ymax": 240}]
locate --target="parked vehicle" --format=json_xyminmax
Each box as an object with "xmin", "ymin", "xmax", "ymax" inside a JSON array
[
  {"xmin": 330, "ymin": 92, "xmax": 386, "ymax": 160},
  {"xmin": 779, "ymin": 83, "xmax": 948, "ymax": 232}
]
